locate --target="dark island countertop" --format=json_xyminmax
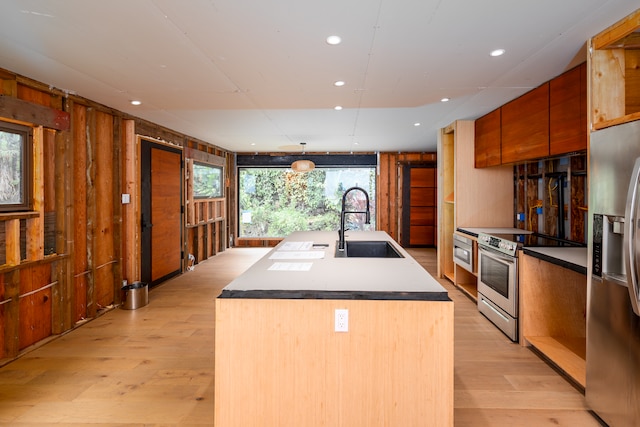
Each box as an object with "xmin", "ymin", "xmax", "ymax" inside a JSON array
[{"xmin": 219, "ymin": 231, "xmax": 450, "ymax": 301}]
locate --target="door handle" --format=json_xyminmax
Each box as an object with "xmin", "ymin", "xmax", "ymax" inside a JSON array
[
  {"xmin": 624, "ymin": 157, "xmax": 640, "ymax": 316},
  {"xmin": 141, "ymin": 214, "xmax": 154, "ymax": 230}
]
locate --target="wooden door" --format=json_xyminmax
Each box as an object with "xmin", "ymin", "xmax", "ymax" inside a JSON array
[
  {"xmin": 141, "ymin": 140, "xmax": 183, "ymax": 286},
  {"xmin": 402, "ymin": 165, "xmax": 437, "ymax": 247}
]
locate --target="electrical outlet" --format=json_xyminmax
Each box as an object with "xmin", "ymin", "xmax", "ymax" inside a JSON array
[{"xmin": 335, "ymin": 309, "xmax": 349, "ymax": 332}]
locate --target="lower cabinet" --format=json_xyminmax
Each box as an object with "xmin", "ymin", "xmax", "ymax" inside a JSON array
[
  {"xmin": 519, "ymin": 252, "xmax": 587, "ymax": 388},
  {"xmin": 453, "ymin": 232, "xmax": 478, "ymax": 300}
]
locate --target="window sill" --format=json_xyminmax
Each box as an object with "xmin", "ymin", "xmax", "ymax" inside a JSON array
[{"xmin": 0, "ymin": 211, "xmax": 40, "ymax": 221}]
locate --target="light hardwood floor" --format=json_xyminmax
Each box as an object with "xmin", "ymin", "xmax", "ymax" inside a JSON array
[{"xmin": 0, "ymin": 247, "xmax": 604, "ymax": 426}]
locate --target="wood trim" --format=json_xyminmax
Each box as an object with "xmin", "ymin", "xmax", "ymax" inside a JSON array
[
  {"xmin": 0, "ymin": 212, "xmax": 39, "ymax": 221},
  {"xmin": 0, "ymin": 95, "xmax": 70, "ymax": 131},
  {"xmin": 123, "ymin": 120, "xmax": 138, "ymax": 283},
  {"xmin": 5, "ymin": 220, "xmax": 20, "ymax": 266},
  {"xmin": 184, "ymin": 147, "xmax": 225, "ymax": 166},
  {"xmin": 592, "ymin": 111, "xmax": 640, "ymax": 130},
  {"xmin": 53, "ymin": 100, "xmax": 73, "ymax": 332},
  {"xmin": 27, "ymin": 126, "xmax": 44, "ymax": 261},
  {"xmin": 591, "ymin": 8, "xmax": 640, "ymax": 50}
]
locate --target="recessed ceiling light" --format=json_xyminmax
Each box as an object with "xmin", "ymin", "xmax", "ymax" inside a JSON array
[
  {"xmin": 334, "ymin": 105, "xmax": 343, "ymax": 110},
  {"xmin": 490, "ymin": 48, "xmax": 506, "ymax": 57},
  {"xmin": 130, "ymin": 100, "xmax": 142, "ymax": 106},
  {"xmin": 414, "ymin": 122, "xmax": 421, "ymax": 127},
  {"xmin": 326, "ymin": 35, "xmax": 342, "ymax": 45},
  {"xmin": 334, "ymin": 80, "xmax": 345, "ymax": 87},
  {"xmin": 441, "ymin": 97, "xmax": 450, "ymax": 102}
]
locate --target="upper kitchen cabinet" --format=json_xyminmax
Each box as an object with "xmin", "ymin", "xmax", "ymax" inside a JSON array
[
  {"xmin": 501, "ymin": 83, "xmax": 550, "ymax": 164},
  {"xmin": 550, "ymin": 63, "xmax": 587, "ymax": 156},
  {"xmin": 475, "ymin": 109, "xmax": 501, "ymax": 168},
  {"xmin": 589, "ymin": 9, "xmax": 640, "ymax": 129}
]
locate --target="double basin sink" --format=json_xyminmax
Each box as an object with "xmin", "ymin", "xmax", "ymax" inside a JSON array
[{"xmin": 334, "ymin": 240, "xmax": 404, "ymax": 258}]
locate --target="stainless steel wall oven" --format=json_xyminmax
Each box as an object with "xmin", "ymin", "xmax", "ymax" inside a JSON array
[{"xmin": 453, "ymin": 233, "xmax": 473, "ymax": 273}]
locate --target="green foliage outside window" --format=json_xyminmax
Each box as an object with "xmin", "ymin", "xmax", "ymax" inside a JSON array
[
  {"xmin": 239, "ymin": 167, "xmax": 376, "ymax": 237},
  {"xmin": 193, "ymin": 162, "xmax": 223, "ymax": 198},
  {"xmin": 0, "ymin": 128, "xmax": 24, "ymax": 206}
]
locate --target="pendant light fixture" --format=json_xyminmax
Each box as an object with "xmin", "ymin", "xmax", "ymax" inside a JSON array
[{"xmin": 291, "ymin": 142, "xmax": 315, "ymax": 172}]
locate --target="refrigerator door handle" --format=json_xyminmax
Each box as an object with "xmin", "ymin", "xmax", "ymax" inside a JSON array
[{"xmin": 624, "ymin": 157, "xmax": 640, "ymax": 316}]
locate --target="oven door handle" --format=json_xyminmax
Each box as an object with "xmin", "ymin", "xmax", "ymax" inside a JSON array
[{"xmin": 478, "ymin": 246, "xmax": 516, "ymax": 264}]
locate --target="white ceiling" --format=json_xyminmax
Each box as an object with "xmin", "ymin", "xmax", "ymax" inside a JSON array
[{"xmin": 0, "ymin": 1, "xmax": 637, "ymax": 154}]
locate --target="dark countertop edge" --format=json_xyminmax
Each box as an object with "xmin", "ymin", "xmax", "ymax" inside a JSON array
[
  {"xmin": 522, "ymin": 248, "xmax": 587, "ymax": 275},
  {"xmin": 218, "ymin": 289, "xmax": 451, "ymax": 301}
]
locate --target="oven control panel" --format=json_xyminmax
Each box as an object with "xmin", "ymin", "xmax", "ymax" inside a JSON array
[{"xmin": 478, "ymin": 233, "xmax": 518, "ymax": 257}]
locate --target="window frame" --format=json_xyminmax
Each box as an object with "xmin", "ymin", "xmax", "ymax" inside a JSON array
[{"xmin": 0, "ymin": 121, "xmax": 33, "ymax": 212}]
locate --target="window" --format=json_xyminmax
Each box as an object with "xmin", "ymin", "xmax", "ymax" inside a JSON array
[
  {"xmin": 238, "ymin": 166, "xmax": 376, "ymax": 238},
  {"xmin": 193, "ymin": 162, "xmax": 223, "ymax": 198},
  {"xmin": 0, "ymin": 122, "xmax": 32, "ymax": 211}
]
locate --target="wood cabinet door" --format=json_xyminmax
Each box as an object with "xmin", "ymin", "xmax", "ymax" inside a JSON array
[
  {"xmin": 474, "ymin": 108, "xmax": 501, "ymax": 168},
  {"xmin": 402, "ymin": 165, "xmax": 437, "ymax": 247},
  {"xmin": 501, "ymin": 83, "xmax": 550, "ymax": 164},
  {"xmin": 550, "ymin": 63, "xmax": 587, "ymax": 156}
]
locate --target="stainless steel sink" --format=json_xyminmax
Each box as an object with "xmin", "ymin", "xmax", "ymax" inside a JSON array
[{"xmin": 334, "ymin": 240, "xmax": 404, "ymax": 258}]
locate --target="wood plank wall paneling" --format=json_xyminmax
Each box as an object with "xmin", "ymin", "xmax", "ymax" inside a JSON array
[
  {"xmin": 3, "ymin": 270, "xmax": 19, "ymax": 357},
  {"xmin": 377, "ymin": 153, "xmax": 394, "ymax": 238},
  {"xmin": 43, "ymin": 129, "xmax": 56, "ymax": 255},
  {"xmin": 378, "ymin": 152, "xmax": 437, "ymax": 244},
  {"xmin": 0, "ymin": 67, "xmax": 235, "ymax": 362},
  {"xmin": 122, "ymin": 120, "xmax": 138, "ymax": 286},
  {"xmin": 73, "ymin": 104, "xmax": 88, "ymax": 322},
  {"xmin": 627, "ymin": 50, "xmax": 640, "ymax": 115},
  {"xmin": 26, "ymin": 126, "xmax": 44, "ymax": 261},
  {"xmin": 0, "ymin": 274, "xmax": 5, "ymax": 358},
  {"xmin": 19, "ymin": 264, "xmax": 52, "ymax": 350},
  {"xmin": 53, "ymin": 99, "xmax": 73, "ymax": 333},
  {"xmin": 570, "ymin": 156, "xmax": 587, "ymax": 243},
  {"xmin": 526, "ymin": 163, "xmax": 540, "ymax": 232},
  {"xmin": 93, "ymin": 111, "xmax": 116, "ymax": 308},
  {"xmin": 590, "ymin": 48, "xmax": 627, "ymax": 126}
]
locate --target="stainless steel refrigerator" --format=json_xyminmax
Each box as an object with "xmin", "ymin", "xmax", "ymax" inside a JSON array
[{"xmin": 588, "ymin": 120, "xmax": 640, "ymax": 426}]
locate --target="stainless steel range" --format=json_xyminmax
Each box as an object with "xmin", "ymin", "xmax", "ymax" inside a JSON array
[
  {"xmin": 465, "ymin": 227, "xmax": 584, "ymax": 341},
  {"xmin": 476, "ymin": 231, "xmax": 530, "ymax": 341}
]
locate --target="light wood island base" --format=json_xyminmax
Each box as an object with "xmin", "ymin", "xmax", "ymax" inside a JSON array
[{"xmin": 214, "ymin": 298, "xmax": 454, "ymax": 427}]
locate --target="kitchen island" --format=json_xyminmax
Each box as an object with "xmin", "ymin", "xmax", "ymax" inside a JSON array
[{"xmin": 214, "ymin": 231, "xmax": 453, "ymax": 427}]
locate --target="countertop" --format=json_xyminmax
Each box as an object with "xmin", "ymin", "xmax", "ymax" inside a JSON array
[
  {"xmin": 457, "ymin": 227, "xmax": 533, "ymax": 237},
  {"xmin": 219, "ymin": 230, "xmax": 449, "ymax": 301},
  {"xmin": 522, "ymin": 246, "xmax": 587, "ymax": 275}
]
